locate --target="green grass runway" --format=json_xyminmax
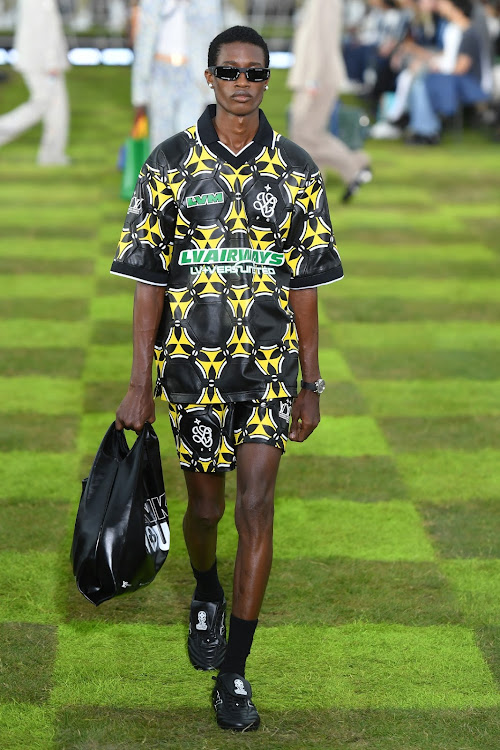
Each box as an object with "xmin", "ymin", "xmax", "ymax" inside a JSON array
[{"xmin": 1, "ymin": 66, "xmax": 500, "ymax": 750}]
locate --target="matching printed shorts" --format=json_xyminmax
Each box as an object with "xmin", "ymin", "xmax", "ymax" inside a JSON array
[{"xmin": 168, "ymin": 399, "xmax": 293, "ymax": 473}]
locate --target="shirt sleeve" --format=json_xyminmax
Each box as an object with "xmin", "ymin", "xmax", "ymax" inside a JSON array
[
  {"xmin": 110, "ymin": 151, "xmax": 177, "ymax": 286},
  {"xmin": 287, "ymin": 169, "xmax": 344, "ymax": 290}
]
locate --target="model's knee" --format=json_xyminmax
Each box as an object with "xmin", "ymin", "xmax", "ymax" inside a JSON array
[
  {"xmin": 186, "ymin": 498, "xmax": 225, "ymax": 530},
  {"xmin": 235, "ymin": 490, "xmax": 274, "ymax": 540}
]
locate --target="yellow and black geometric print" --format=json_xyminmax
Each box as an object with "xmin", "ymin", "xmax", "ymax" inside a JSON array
[
  {"xmin": 168, "ymin": 399, "xmax": 292, "ymax": 473},
  {"xmin": 112, "ymin": 106, "xmax": 343, "ymax": 405}
]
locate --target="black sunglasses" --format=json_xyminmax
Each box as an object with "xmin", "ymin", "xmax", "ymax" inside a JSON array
[{"xmin": 208, "ymin": 66, "xmax": 270, "ymax": 83}]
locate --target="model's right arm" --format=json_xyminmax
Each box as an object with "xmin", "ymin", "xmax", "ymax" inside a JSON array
[{"xmin": 115, "ymin": 281, "xmax": 166, "ymax": 432}]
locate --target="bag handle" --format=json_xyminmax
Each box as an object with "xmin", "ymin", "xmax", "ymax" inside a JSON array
[{"xmin": 103, "ymin": 421, "xmax": 158, "ymax": 461}]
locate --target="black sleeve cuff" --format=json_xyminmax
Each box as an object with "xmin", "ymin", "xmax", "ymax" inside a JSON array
[
  {"xmin": 110, "ymin": 260, "xmax": 169, "ymax": 286},
  {"xmin": 289, "ymin": 265, "xmax": 344, "ymax": 290}
]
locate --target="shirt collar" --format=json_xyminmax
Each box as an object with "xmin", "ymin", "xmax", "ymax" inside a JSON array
[{"xmin": 196, "ymin": 104, "xmax": 275, "ymax": 148}]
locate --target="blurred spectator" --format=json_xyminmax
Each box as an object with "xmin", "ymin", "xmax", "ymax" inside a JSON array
[
  {"xmin": 368, "ymin": 0, "xmax": 423, "ymax": 103},
  {"xmin": 131, "ymin": 0, "xmax": 224, "ymax": 150},
  {"xmin": 408, "ymin": 0, "xmax": 490, "ymax": 142},
  {"xmin": 0, "ymin": 0, "xmax": 70, "ymax": 165},
  {"xmin": 288, "ymin": 0, "xmax": 372, "ymax": 203},
  {"xmin": 342, "ymin": 0, "xmax": 407, "ymax": 90},
  {"xmin": 371, "ymin": 0, "xmax": 491, "ymax": 142}
]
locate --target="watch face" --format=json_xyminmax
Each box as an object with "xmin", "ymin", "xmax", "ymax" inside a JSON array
[{"xmin": 316, "ymin": 378, "xmax": 326, "ymax": 394}]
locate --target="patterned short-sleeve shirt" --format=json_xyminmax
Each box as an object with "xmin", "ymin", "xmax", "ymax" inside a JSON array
[{"xmin": 111, "ymin": 105, "xmax": 343, "ymax": 404}]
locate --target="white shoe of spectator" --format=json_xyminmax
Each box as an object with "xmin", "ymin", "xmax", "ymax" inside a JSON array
[{"xmin": 370, "ymin": 121, "xmax": 403, "ymax": 140}]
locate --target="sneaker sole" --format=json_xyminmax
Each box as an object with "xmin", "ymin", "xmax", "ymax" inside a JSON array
[{"xmin": 216, "ymin": 717, "xmax": 260, "ymax": 731}]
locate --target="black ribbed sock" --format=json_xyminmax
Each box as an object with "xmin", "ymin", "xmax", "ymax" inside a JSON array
[
  {"xmin": 191, "ymin": 559, "xmax": 224, "ymax": 602},
  {"xmin": 219, "ymin": 614, "xmax": 258, "ymax": 678}
]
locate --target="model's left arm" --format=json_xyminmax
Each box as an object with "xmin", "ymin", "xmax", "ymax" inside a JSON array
[
  {"xmin": 289, "ymin": 287, "xmax": 320, "ymax": 442},
  {"xmin": 285, "ymin": 161, "xmax": 344, "ymax": 441}
]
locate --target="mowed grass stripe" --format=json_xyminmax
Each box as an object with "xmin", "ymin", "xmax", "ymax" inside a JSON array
[
  {"xmin": 321, "ymin": 297, "xmax": 500, "ymax": 323},
  {"xmin": 420, "ymin": 499, "xmax": 500, "ymax": 559},
  {"xmin": 0, "ymin": 276, "xmax": 94, "ymax": 298},
  {"xmin": 1, "ymin": 414, "xmax": 79, "ymax": 452},
  {"xmin": 441, "ymin": 560, "xmax": 500, "ymax": 626},
  {"xmin": 380, "ymin": 416, "xmax": 500, "ymax": 452},
  {"xmin": 359, "ymin": 380, "xmax": 500, "ymax": 416},
  {"xmin": 0, "ymin": 377, "xmax": 83, "ymax": 414},
  {"xmin": 0, "ymin": 238, "xmax": 97, "ymax": 260},
  {"xmin": 50, "ymin": 622, "xmax": 500, "ymax": 709},
  {"xmin": 0, "ymin": 551, "xmax": 63, "ymax": 624},
  {"xmin": 90, "ymin": 294, "xmax": 134, "ymax": 321},
  {"xmin": 397, "ymin": 450, "xmax": 500, "ymax": 502},
  {"xmin": 0, "ymin": 258, "xmax": 94, "ymax": 276},
  {"xmin": 0, "ymin": 320, "xmax": 90, "ymax": 348},
  {"xmin": 341, "ymin": 241, "xmax": 495, "ymax": 263},
  {"xmin": 332, "ymin": 322, "xmax": 500, "ymax": 350},
  {"xmin": 0, "ymin": 452, "xmax": 80, "ymax": 501},
  {"xmin": 0, "ymin": 704, "xmax": 56, "ymax": 750},
  {"xmin": 0, "ymin": 348, "xmax": 86, "ymax": 377},
  {"xmin": 343, "ymin": 348, "xmax": 500, "ymax": 381},
  {"xmin": 52, "ymin": 706, "xmax": 500, "ymax": 750},
  {"xmin": 343, "ymin": 258, "xmax": 499, "ymax": 280},
  {"xmin": 323, "ymin": 278, "xmax": 500, "ymax": 302},
  {"xmin": 63, "ymin": 557, "xmax": 459, "ymax": 628},
  {"xmin": 0, "ymin": 298, "xmax": 89, "ymax": 321}
]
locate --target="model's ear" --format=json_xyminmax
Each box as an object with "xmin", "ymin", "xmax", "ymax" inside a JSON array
[{"xmin": 205, "ymin": 69, "xmax": 214, "ymax": 88}]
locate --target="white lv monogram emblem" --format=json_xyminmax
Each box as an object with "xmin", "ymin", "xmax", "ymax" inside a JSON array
[{"xmin": 253, "ymin": 184, "xmax": 277, "ymax": 218}]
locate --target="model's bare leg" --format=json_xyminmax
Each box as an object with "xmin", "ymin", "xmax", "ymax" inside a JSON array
[
  {"xmin": 183, "ymin": 470, "xmax": 226, "ymax": 572},
  {"xmin": 232, "ymin": 443, "xmax": 281, "ymax": 619}
]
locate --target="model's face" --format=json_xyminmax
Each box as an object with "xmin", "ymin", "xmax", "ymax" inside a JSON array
[{"xmin": 205, "ymin": 41, "xmax": 269, "ymax": 117}]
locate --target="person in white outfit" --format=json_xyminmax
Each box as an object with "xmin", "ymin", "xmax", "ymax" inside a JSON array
[
  {"xmin": 288, "ymin": 0, "xmax": 372, "ymax": 203},
  {"xmin": 132, "ymin": 0, "xmax": 224, "ymax": 150},
  {"xmin": 0, "ymin": 0, "xmax": 70, "ymax": 165}
]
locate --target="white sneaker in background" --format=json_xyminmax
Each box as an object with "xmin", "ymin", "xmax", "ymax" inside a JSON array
[{"xmin": 370, "ymin": 121, "xmax": 403, "ymax": 140}]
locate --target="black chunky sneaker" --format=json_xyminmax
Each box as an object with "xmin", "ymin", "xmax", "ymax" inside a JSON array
[
  {"xmin": 188, "ymin": 597, "xmax": 227, "ymax": 671},
  {"xmin": 212, "ymin": 672, "xmax": 260, "ymax": 731}
]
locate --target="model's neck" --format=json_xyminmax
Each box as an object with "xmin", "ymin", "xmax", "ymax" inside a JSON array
[{"xmin": 212, "ymin": 108, "xmax": 260, "ymax": 154}]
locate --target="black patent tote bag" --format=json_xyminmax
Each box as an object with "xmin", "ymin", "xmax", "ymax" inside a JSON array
[{"xmin": 71, "ymin": 422, "xmax": 169, "ymax": 606}]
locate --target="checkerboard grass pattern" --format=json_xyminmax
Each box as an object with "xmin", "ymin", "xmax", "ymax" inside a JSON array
[{"xmin": 1, "ymin": 66, "xmax": 500, "ymax": 749}]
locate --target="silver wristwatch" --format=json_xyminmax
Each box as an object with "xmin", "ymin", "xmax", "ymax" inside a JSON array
[{"xmin": 300, "ymin": 378, "xmax": 326, "ymax": 394}]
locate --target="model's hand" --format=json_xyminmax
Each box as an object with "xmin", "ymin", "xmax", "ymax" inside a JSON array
[
  {"xmin": 115, "ymin": 385, "xmax": 156, "ymax": 433},
  {"xmin": 289, "ymin": 389, "xmax": 320, "ymax": 442}
]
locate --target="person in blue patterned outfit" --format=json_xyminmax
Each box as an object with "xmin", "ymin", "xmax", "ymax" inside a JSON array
[
  {"xmin": 112, "ymin": 26, "xmax": 343, "ymax": 731},
  {"xmin": 132, "ymin": 0, "xmax": 224, "ymax": 149}
]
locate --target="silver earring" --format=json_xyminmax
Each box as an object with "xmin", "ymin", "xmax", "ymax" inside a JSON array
[
  {"xmin": 264, "ymin": 85, "xmax": 269, "ymax": 90},
  {"xmin": 208, "ymin": 83, "xmax": 213, "ymax": 88}
]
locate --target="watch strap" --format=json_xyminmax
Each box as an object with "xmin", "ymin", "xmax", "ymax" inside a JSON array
[{"xmin": 301, "ymin": 379, "xmax": 324, "ymax": 393}]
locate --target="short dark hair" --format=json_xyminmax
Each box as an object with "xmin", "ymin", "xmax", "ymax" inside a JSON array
[{"xmin": 208, "ymin": 26, "xmax": 270, "ymax": 68}]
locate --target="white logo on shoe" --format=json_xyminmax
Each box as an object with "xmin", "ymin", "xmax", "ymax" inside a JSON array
[
  {"xmin": 253, "ymin": 184, "xmax": 277, "ymax": 219},
  {"xmin": 196, "ymin": 611, "xmax": 208, "ymax": 631},
  {"xmin": 121, "ymin": 581, "xmax": 131, "ymax": 588},
  {"xmin": 192, "ymin": 419, "xmax": 213, "ymax": 448},
  {"xmin": 234, "ymin": 679, "xmax": 248, "ymax": 696}
]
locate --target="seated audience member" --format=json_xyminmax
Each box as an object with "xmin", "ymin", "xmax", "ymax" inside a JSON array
[
  {"xmin": 343, "ymin": 0, "xmax": 400, "ymax": 85},
  {"xmin": 408, "ymin": 0, "xmax": 489, "ymax": 142},
  {"xmin": 371, "ymin": 0, "xmax": 458, "ymax": 136},
  {"xmin": 367, "ymin": 0, "xmax": 417, "ymax": 109},
  {"xmin": 372, "ymin": 0, "xmax": 490, "ymax": 141}
]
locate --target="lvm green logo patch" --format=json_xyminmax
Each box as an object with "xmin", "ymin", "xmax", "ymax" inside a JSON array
[{"xmin": 185, "ymin": 192, "xmax": 224, "ymax": 208}]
